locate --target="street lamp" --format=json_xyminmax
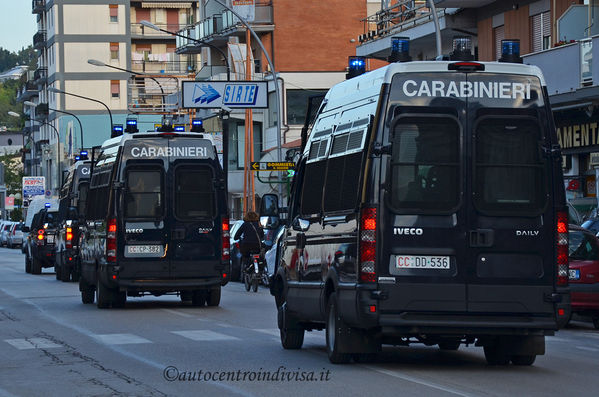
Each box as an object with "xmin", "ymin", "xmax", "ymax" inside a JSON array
[
  {"xmin": 48, "ymin": 87, "xmax": 113, "ymax": 131},
  {"xmin": 24, "ymin": 100, "xmax": 84, "ymax": 150},
  {"xmin": 8, "ymin": 111, "xmax": 31, "ymax": 165},
  {"xmin": 140, "ymin": 20, "xmax": 231, "ymax": 81}
]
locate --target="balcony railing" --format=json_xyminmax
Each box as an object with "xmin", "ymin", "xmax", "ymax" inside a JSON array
[
  {"xmin": 359, "ymin": 0, "xmax": 444, "ymax": 43},
  {"xmin": 16, "ymin": 81, "xmax": 39, "ymax": 102},
  {"xmin": 33, "ymin": 67, "xmax": 47, "ymax": 84},
  {"xmin": 33, "ymin": 30, "xmax": 47, "ymax": 50},
  {"xmin": 131, "ymin": 23, "xmax": 181, "ymax": 38},
  {"xmin": 128, "ymin": 75, "xmax": 183, "ymax": 114},
  {"xmin": 131, "ymin": 60, "xmax": 195, "ymax": 75},
  {"xmin": 32, "ymin": 0, "xmax": 45, "ymax": 14}
]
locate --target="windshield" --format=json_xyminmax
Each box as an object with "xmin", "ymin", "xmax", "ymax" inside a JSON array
[
  {"xmin": 45, "ymin": 212, "xmax": 57, "ymax": 228},
  {"xmin": 474, "ymin": 117, "xmax": 547, "ymax": 215},
  {"xmin": 390, "ymin": 116, "xmax": 460, "ymax": 213},
  {"xmin": 125, "ymin": 170, "xmax": 163, "ymax": 219},
  {"xmin": 175, "ymin": 167, "xmax": 215, "ymax": 219}
]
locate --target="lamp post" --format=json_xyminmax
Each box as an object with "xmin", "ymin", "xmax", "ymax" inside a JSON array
[
  {"xmin": 48, "ymin": 87, "xmax": 113, "ymax": 131},
  {"xmin": 24, "ymin": 100, "xmax": 84, "ymax": 150}
]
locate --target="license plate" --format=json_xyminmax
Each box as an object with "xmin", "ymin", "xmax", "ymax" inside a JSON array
[
  {"xmin": 396, "ymin": 255, "xmax": 450, "ymax": 269},
  {"xmin": 569, "ymin": 269, "xmax": 580, "ymax": 280},
  {"xmin": 126, "ymin": 245, "xmax": 162, "ymax": 254},
  {"xmin": 46, "ymin": 235, "xmax": 54, "ymax": 244}
]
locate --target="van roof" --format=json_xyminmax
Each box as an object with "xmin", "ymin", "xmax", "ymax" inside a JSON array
[
  {"xmin": 323, "ymin": 61, "xmax": 546, "ymax": 113},
  {"xmin": 100, "ymin": 132, "xmax": 215, "ymax": 150}
]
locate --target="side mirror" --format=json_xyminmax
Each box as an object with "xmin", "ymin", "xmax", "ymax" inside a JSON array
[
  {"xmin": 260, "ymin": 194, "xmax": 279, "ymax": 217},
  {"xmin": 292, "ymin": 217, "xmax": 310, "ymax": 232}
]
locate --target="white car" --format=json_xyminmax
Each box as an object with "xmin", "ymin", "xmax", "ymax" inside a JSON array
[
  {"xmin": 0, "ymin": 222, "xmax": 15, "ymax": 247},
  {"xmin": 7, "ymin": 223, "xmax": 24, "ymax": 248}
]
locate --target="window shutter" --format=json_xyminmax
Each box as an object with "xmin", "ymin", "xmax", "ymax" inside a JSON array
[
  {"xmin": 109, "ymin": 5, "xmax": 118, "ymax": 17},
  {"xmin": 111, "ymin": 80, "xmax": 120, "ymax": 96},
  {"xmin": 531, "ymin": 14, "xmax": 542, "ymax": 53},
  {"xmin": 494, "ymin": 25, "xmax": 505, "ymax": 61}
]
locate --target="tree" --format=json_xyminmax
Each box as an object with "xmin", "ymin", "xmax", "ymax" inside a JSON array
[{"xmin": 1, "ymin": 153, "xmax": 24, "ymax": 220}]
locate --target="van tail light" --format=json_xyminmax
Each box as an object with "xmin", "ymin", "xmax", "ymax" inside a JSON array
[
  {"xmin": 66, "ymin": 227, "xmax": 73, "ymax": 249},
  {"xmin": 556, "ymin": 211, "xmax": 569, "ymax": 286},
  {"xmin": 359, "ymin": 207, "xmax": 377, "ymax": 283},
  {"xmin": 37, "ymin": 229, "xmax": 45, "ymax": 244},
  {"xmin": 107, "ymin": 218, "xmax": 117, "ymax": 263},
  {"xmin": 222, "ymin": 218, "xmax": 230, "ymax": 262}
]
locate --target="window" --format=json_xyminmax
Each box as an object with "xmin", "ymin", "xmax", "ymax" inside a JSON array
[
  {"xmin": 286, "ymin": 89, "xmax": 328, "ymax": 126},
  {"xmin": 125, "ymin": 170, "xmax": 163, "ymax": 219},
  {"xmin": 110, "ymin": 42, "xmax": 119, "ymax": 60},
  {"xmin": 494, "ymin": 25, "xmax": 505, "ymax": 60},
  {"xmin": 175, "ymin": 167, "xmax": 215, "ymax": 219},
  {"xmin": 390, "ymin": 116, "xmax": 460, "ymax": 213},
  {"xmin": 569, "ymin": 230, "xmax": 599, "ymax": 260},
  {"xmin": 111, "ymin": 80, "xmax": 120, "ymax": 98},
  {"xmin": 109, "ymin": 5, "xmax": 118, "ymax": 23},
  {"xmin": 78, "ymin": 182, "xmax": 89, "ymax": 217},
  {"xmin": 300, "ymin": 160, "xmax": 326, "ymax": 216},
  {"xmin": 474, "ymin": 117, "xmax": 547, "ymax": 215},
  {"xmin": 531, "ymin": 12, "xmax": 551, "ymax": 52}
]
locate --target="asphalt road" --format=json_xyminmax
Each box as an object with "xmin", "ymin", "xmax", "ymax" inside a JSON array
[{"xmin": 0, "ymin": 246, "xmax": 598, "ymax": 397}]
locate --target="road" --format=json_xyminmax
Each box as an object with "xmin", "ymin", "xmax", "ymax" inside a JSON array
[{"xmin": 0, "ymin": 246, "xmax": 597, "ymax": 397}]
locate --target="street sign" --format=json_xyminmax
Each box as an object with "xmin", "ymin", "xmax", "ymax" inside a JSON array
[
  {"xmin": 182, "ymin": 81, "xmax": 269, "ymax": 109},
  {"xmin": 250, "ymin": 162, "xmax": 296, "ymax": 171},
  {"xmin": 22, "ymin": 176, "xmax": 45, "ymax": 200}
]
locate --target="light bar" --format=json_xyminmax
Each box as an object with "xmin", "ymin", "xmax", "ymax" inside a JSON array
[{"xmin": 499, "ymin": 39, "xmax": 522, "ymax": 63}]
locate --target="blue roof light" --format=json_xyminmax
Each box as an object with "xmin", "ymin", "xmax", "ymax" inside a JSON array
[
  {"xmin": 174, "ymin": 125, "xmax": 185, "ymax": 132},
  {"xmin": 45, "ymin": 203, "xmax": 51, "ymax": 208},
  {"xmin": 499, "ymin": 39, "xmax": 522, "ymax": 63},
  {"xmin": 126, "ymin": 119, "xmax": 137, "ymax": 126},
  {"xmin": 346, "ymin": 56, "xmax": 366, "ymax": 79},
  {"xmin": 80, "ymin": 150, "xmax": 88, "ymax": 156},
  {"xmin": 192, "ymin": 118, "xmax": 203, "ymax": 126},
  {"xmin": 75, "ymin": 156, "xmax": 81, "ymax": 161}
]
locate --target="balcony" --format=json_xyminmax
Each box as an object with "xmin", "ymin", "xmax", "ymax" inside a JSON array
[
  {"xmin": 522, "ymin": 37, "xmax": 598, "ymax": 108},
  {"xmin": 128, "ymin": 75, "xmax": 183, "ymax": 114},
  {"xmin": 131, "ymin": 23, "xmax": 180, "ymax": 39},
  {"xmin": 176, "ymin": 0, "xmax": 274, "ymax": 54},
  {"xmin": 33, "ymin": 30, "xmax": 47, "ymax": 50},
  {"xmin": 33, "ymin": 67, "xmax": 47, "ymax": 85},
  {"xmin": 16, "ymin": 80, "xmax": 39, "ymax": 102},
  {"xmin": 32, "ymin": 0, "xmax": 45, "ymax": 14}
]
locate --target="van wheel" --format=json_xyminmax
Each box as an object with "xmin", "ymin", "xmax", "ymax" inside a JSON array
[
  {"xmin": 55, "ymin": 265, "xmax": 61, "ymax": 280},
  {"xmin": 71, "ymin": 269, "xmax": 80, "ymax": 283},
  {"xmin": 25, "ymin": 255, "xmax": 31, "ymax": 273},
  {"xmin": 326, "ymin": 293, "xmax": 352, "ymax": 364},
  {"xmin": 61, "ymin": 266, "xmax": 71, "ymax": 282},
  {"xmin": 96, "ymin": 280, "xmax": 114, "ymax": 309},
  {"xmin": 113, "ymin": 292, "xmax": 126, "ymax": 308},
  {"xmin": 483, "ymin": 345, "xmax": 510, "ymax": 365},
  {"xmin": 31, "ymin": 258, "xmax": 42, "ymax": 275},
  {"xmin": 511, "ymin": 355, "xmax": 536, "ymax": 366},
  {"xmin": 80, "ymin": 279, "xmax": 95, "ymax": 304},
  {"xmin": 278, "ymin": 302, "xmax": 304, "ymax": 350},
  {"xmin": 180, "ymin": 291, "xmax": 192, "ymax": 302},
  {"xmin": 191, "ymin": 290, "xmax": 206, "ymax": 307},
  {"xmin": 206, "ymin": 287, "xmax": 221, "ymax": 307},
  {"xmin": 438, "ymin": 340, "xmax": 461, "ymax": 351},
  {"xmin": 592, "ymin": 315, "xmax": 599, "ymax": 329}
]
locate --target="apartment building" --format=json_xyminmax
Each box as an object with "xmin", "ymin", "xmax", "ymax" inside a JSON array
[
  {"xmin": 22, "ymin": 0, "xmax": 197, "ymax": 194},
  {"xmin": 356, "ymin": 0, "xmax": 599, "ymax": 210},
  {"xmin": 176, "ymin": 0, "xmax": 368, "ymax": 215}
]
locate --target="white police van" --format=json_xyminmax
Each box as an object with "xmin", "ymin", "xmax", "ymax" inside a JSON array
[
  {"xmin": 270, "ymin": 40, "xmax": 570, "ymax": 365},
  {"xmin": 79, "ymin": 128, "xmax": 229, "ymax": 308}
]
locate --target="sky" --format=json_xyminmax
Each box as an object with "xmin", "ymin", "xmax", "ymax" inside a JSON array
[{"xmin": 0, "ymin": 0, "xmax": 38, "ymax": 53}]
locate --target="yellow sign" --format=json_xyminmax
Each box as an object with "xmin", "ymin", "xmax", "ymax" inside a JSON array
[{"xmin": 250, "ymin": 162, "xmax": 295, "ymax": 171}]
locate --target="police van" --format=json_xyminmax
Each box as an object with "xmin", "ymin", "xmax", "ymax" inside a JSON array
[
  {"xmin": 271, "ymin": 40, "xmax": 570, "ymax": 365},
  {"xmin": 55, "ymin": 159, "xmax": 90, "ymax": 282},
  {"xmin": 79, "ymin": 131, "xmax": 229, "ymax": 308}
]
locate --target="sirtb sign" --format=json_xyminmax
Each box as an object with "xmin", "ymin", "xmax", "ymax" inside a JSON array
[{"xmin": 182, "ymin": 81, "xmax": 268, "ymax": 109}]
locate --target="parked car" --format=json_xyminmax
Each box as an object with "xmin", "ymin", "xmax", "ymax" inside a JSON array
[
  {"xmin": 0, "ymin": 222, "xmax": 14, "ymax": 246},
  {"xmin": 581, "ymin": 217, "xmax": 599, "ymax": 235},
  {"xmin": 568, "ymin": 225, "xmax": 599, "ymax": 329},
  {"xmin": 229, "ymin": 220, "xmax": 244, "ymax": 281},
  {"xmin": 7, "ymin": 223, "xmax": 24, "ymax": 248}
]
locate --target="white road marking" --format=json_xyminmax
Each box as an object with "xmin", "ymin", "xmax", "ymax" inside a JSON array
[
  {"xmin": 545, "ymin": 336, "xmax": 570, "ymax": 343},
  {"xmin": 361, "ymin": 365, "xmax": 477, "ymax": 397},
  {"xmin": 4, "ymin": 338, "xmax": 61, "ymax": 350},
  {"xmin": 92, "ymin": 333, "xmax": 152, "ymax": 345},
  {"xmin": 161, "ymin": 308, "xmax": 194, "ymax": 318},
  {"xmin": 575, "ymin": 345, "xmax": 599, "ymax": 352},
  {"xmin": 171, "ymin": 330, "xmax": 239, "ymax": 341}
]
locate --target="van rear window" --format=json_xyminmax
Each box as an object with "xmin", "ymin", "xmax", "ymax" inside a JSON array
[
  {"xmin": 390, "ymin": 116, "xmax": 460, "ymax": 213},
  {"xmin": 125, "ymin": 170, "xmax": 163, "ymax": 219},
  {"xmin": 474, "ymin": 117, "xmax": 547, "ymax": 215},
  {"xmin": 175, "ymin": 167, "xmax": 215, "ymax": 219}
]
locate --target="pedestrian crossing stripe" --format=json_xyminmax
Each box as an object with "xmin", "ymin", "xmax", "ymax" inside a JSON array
[
  {"xmin": 92, "ymin": 333, "xmax": 152, "ymax": 345},
  {"xmin": 171, "ymin": 330, "xmax": 239, "ymax": 341},
  {"xmin": 4, "ymin": 338, "xmax": 61, "ymax": 350}
]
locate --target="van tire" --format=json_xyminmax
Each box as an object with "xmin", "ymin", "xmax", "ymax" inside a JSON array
[
  {"xmin": 31, "ymin": 258, "xmax": 41, "ymax": 275},
  {"xmin": 81, "ymin": 289, "xmax": 95, "ymax": 304},
  {"xmin": 180, "ymin": 291, "xmax": 192, "ymax": 302},
  {"xmin": 113, "ymin": 292, "xmax": 126, "ymax": 308},
  {"xmin": 326, "ymin": 294, "xmax": 352, "ymax": 364},
  {"xmin": 96, "ymin": 279, "xmax": 114, "ymax": 309},
  {"xmin": 25, "ymin": 255, "xmax": 31, "ymax": 274},
  {"xmin": 278, "ymin": 303, "xmax": 304, "ymax": 350},
  {"xmin": 511, "ymin": 355, "xmax": 536, "ymax": 366},
  {"xmin": 483, "ymin": 345, "xmax": 510, "ymax": 365},
  {"xmin": 207, "ymin": 287, "xmax": 221, "ymax": 306},
  {"xmin": 55, "ymin": 265, "xmax": 61, "ymax": 280},
  {"xmin": 191, "ymin": 290, "xmax": 206, "ymax": 307},
  {"xmin": 61, "ymin": 266, "xmax": 71, "ymax": 282}
]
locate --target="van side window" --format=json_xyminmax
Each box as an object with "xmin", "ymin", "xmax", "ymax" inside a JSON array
[
  {"xmin": 125, "ymin": 170, "xmax": 163, "ymax": 219},
  {"xmin": 323, "ymin": 151, "xmax": 363, "ymax": 213},
  {"xmin": 175, "ymin": 167, "xmax": 215, "ymax": 219},
  {"xmin": 300, "ymin": 161, "xmax": 326, "ymax": 217},
  {"xmin": 78, "ymin": 182, "xmax": 89, "ymax": 217},
  {"xmin": 390, "ymin": 117, "xmax": 460, "ymax": 213},
  {"xmin": 474, "ymin": 117, "xmax": 547, "ymax": 215}
]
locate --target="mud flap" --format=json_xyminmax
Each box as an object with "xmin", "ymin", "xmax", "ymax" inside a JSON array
[
  {"xmin": 480, "ymin": 335, "xmax": 545, "ymax": 356},
  {"xmin": 336, "ymin": 323, "xmax": 380, "ymax": 354}
]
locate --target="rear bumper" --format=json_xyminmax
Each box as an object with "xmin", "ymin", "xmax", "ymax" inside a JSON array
[
  {"xmin": 34, "ymin": 245, "xmax": 55, "ymax": 267},
  {"xmin": 110, "ymin": 277, "xmax": 224, "ymax": 292}
]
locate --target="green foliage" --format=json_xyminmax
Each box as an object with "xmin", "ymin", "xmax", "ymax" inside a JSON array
[
  {"xmin": 0, "ymin": 153, "xmax": 24, "ymax": 196},
  {"xmin": 0, "ymin": 46, "xmax": 37, "ymax": 73}
]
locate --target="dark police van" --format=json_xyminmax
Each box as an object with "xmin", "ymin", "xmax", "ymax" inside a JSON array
[
  {"xmin": 55, "ymin": 160, "xmax": 90, "ymax": 282},
  {"xmin": 271, "ymin": 49, "xmax": 570, "ymax": 365},
  {"xmin": 79, "ymin": 131, "xmax": 229, "ymax": 308}
]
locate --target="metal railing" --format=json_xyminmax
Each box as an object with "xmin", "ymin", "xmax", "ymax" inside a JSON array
[
  {"xmin": 33, "ymin": 30, "xmax": 47, "ymax": 49},
  {"xmin": 32, "ymin": 0, "xmax": 45, "ymax": 14},
  {"xmin": 33, "ymin": 67, "xmax": 47, "ymax": 83},
  {"xmin": 359, "ymin": 0, "xmax": 444, "ymax": 43},
  {"xmin": 131, "ymin": 23, "xmax": 181, "ymax": 38},
  {"xmin": 127, "ymin": 75, "xmax": 185, "ymax": 114},
  {"xmin": 130, "ymin": 60, "xmax": 194, "ymax": 74}
]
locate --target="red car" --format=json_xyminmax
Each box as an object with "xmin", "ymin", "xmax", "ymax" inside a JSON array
[{"xmin": 568, "ymin": 225, "xmax": 599, "ymax": 329}]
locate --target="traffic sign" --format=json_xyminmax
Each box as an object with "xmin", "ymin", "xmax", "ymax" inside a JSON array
[
  {"xmin": 182, "ymin": 81, "xmax": 269, "ymax": 109},
  {"xmin": 22, "ymin": 176, "xmax": 45, "ymax": 200},
  {"xmin": 250, "ymin": 162, "xmax": 295, "ymax": 171}
]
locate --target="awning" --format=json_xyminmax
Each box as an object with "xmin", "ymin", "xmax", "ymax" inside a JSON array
[{"xmin": 142, "ymin": 2, "xmax": 193, "ymax": 8}]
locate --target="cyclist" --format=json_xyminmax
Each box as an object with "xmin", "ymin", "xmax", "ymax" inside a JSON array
[{"xmin": 234, "ymin": 211, "xmax": 264, "ymax": 273}]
